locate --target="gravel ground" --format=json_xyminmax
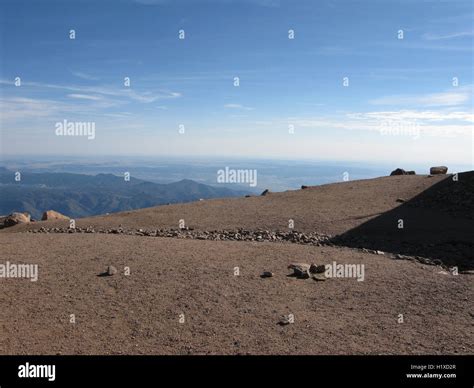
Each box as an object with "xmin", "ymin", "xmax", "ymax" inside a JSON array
[{"xmin": 0, "ymin": 234, "xmax": 472, "ymax": 355}]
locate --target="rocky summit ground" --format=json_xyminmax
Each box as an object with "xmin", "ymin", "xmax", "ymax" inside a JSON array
[{"xmin": 0, "ymin": 173, "xmax": 472, "ymax": 355}]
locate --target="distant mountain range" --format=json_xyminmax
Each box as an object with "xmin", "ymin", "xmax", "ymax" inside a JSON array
[{"xmin": 0, "ymin": 167, "xmax": 249, "ymax": 219}]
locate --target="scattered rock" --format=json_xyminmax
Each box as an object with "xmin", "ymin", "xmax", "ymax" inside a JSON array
[
  {"xmin": 245, "ymin": 195, "xmax": 251, "ymax": 198},
  {"xmin": 27, "ymin": 226, "xmax": 333, "ymax": 247},
  {"xmin": 106, "ymin": 266, "xmax": 118, "ymax": 276},
  {"xmin": 4, "ymin": 212, "xmax": 31, "ymax": 227},
  {"xmin": 278, "ymin": 315, "xmax": 293, "ymax": 326},
  {"xmin": 430, "ymin": 166, "xmax": 448, "ymax": 175},
  {"xmin": 288, "ymin": 263, "xmax": 310, "ymax": 279},
  {"xmin": 41, "ymin": 210, "xmax": 70, "ymax": 221},
  {"xmin": 309, "ymin": 263, "xmax": 325, "ymax": 274},
  {"xmin": 375, "ymin": 250, "xmax": 385, "ymax": 255},
  {"xmin": 301, "ymin": 185, "xmax": 309, "ymax": 189},
  {"xmin": 260, "ymin": 189, "xmax": 270, "ymax": 196},
  {"xmin": 390, "ymin": 169, "xmax": 416, "ymax": 176},
  {"xmin": 311, "ymin": 272, "xmax": 327, "ymax": 281},
  {"xmin": 394, "ymin": 254, "xmax": 411, "ymax": 260},
  {"xmin": 260, "ymin": 271, "xmax": 273, "ymax": 278}
]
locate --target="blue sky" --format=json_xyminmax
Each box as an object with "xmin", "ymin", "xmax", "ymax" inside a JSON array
[{"xmin": 0, "ymin": 0, "xmax": 473, "ymax": 167}]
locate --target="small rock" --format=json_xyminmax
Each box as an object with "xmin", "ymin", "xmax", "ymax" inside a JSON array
[
  {"xmin": 311, "ymin": 272, "xmax": 327, "ymax": 281},
  {"xmin": 288, "ymin": 263, "xmax": 310, "ymax": 279},
  {"xmin": 301, "ymin": 185, "xmax": 309, "ymax": 189},
  {"xmin": 394, "ymin": 254, "xmax": 411, "ymax": 260},
  {"xmin": 106, "ymin": 266, "xmax": 118, "ymax": 276},
  {"xmin": 375, "ymin": 250, "xmax": 385, "ymax": 255},
  {"xmin": 260, "ymin": 189, "xmax": 270, "ymax": 196},
  {"xmin": 278, "ymin": 315, "xmax": 293, "ymax": 326},
  {"xmin": 396, "ymin": 198, "xmax": 406, "ymax": 203},
  {"xmin": 260, "ymin": 271, "xmax": 273, "ymax": 278},
  {"xmin": 309, "ymin": 263, "xmax": 325, "ymax": 274}
]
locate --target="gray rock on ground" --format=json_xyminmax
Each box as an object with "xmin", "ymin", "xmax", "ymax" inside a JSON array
[
  {"xmin": 106, "ymin": 266, "xmax": 118, "ymax": 276},
  {"xmin": 309, "ymin": 263, "xmax": 326, "ymax": 274},
  {"xmin": 278, "ymin": 315, "xmax": 293, "ymax": 325},
  {"xmin": 288, "ymin": 263, "xmax": 310, "ymax": 279},
  {"xmin": 311, "ymin": 272, "xmax": 327, "ymax": 281}
]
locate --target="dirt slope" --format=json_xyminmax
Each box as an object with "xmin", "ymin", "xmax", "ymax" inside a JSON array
[
  {"xmin": 7, "ymin": 174, "xmax": 456, "ymax": 234},
  {"xmin": 0, "ymin": 173, "xmax": 472, "ymax": 355}
]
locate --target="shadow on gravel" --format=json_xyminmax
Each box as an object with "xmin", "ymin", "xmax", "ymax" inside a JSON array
[{"xmin": 330, "ymin": 171, "xmax": 474, "ymax": 271}]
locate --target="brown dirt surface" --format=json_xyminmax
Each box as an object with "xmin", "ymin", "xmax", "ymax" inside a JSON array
[{"xmin": 0, "ymin": 173, "xmax": 472, "ymax": 355}]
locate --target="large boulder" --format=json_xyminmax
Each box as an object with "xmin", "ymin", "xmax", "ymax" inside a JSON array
[
  {"xmin": 41, "ymin": 210, "xmax": 70, "ymax": 221},
  {"xmin": 390, "ymin": 168, "xmax": 406, "ymax": 176},
  {"xmin": 430, "ymin": 166, "xmax": 448, "ymax": 175},
  {"xmin": 4, "ymin": 212, "xmax": 31, "ymax": 227}
]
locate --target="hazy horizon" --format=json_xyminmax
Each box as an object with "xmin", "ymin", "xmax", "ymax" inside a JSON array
[{"xmin": 1, "ymin": 155, "xmax": 472, "ymax": 192}]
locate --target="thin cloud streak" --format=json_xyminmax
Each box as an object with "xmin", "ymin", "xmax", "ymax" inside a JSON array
[
  {"xmin": 0, "ymin": 79, "xmax": 182, "ymax": 104},
  {"xmin": 422, "ymin": 31, "xmax": 474, "ymax": 40}
]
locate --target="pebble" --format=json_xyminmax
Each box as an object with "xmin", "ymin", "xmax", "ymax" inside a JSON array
[
  {"xmin": 106, "ymin": 266, "xmax": 118, "ymax": 276},
  {"xmin": 278, "ymin": 315, "xmax": 293, "ymax": 326}
]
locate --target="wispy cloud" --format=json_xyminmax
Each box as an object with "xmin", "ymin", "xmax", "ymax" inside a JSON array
[
  {"xmin": 347, "ymin": 110, "xmax": 474, "ymax": 123},
  {"xmin": 369, "ymin": 88, "xmax": 472, "ymax": 107},
  {"xmin": 70, "ymin": 71, "xmax": 99, "ymax": 81},
  {"xmin": 224, "ymin": 103, "xmax": 254, "ymax": 110},
  {"xmin": 0, "ymin": 79, "xmax": 181, "ymax": 104},
  {"xmin": 258, "ymin": 107, "xmax": 474, "ymax": 138},
  {"xmin": 422, "ymin": 31, "xmax": 474, "ymax": 40},
  {"xmin": 67, "ymin": 94, "xmax": 104, "ymax": 101},
  {"xmin": 134, "ymin": 0, "xmax": 279, "ymax": 6},
  {"xmin": 0, "ymin": 97, "xmax": 76, "ymax": 120}
]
